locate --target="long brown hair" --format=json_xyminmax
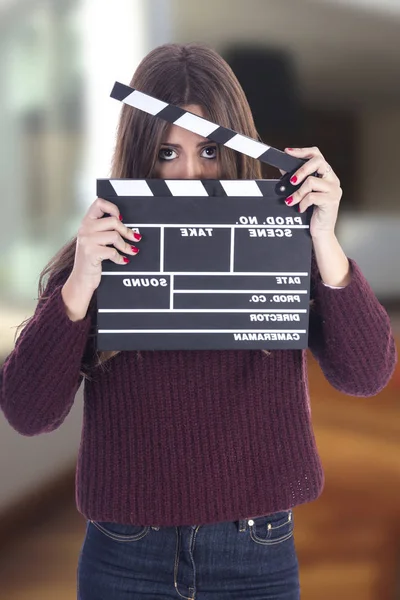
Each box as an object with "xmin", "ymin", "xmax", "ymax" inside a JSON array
[{"xmin": 20, "ymin": 43, "xmax": 263, "ymax": 369}]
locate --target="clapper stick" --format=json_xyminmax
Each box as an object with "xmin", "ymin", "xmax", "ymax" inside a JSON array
[{"xmin": 110, "ymin": 82, "xmax": 306, "ymax": 178}]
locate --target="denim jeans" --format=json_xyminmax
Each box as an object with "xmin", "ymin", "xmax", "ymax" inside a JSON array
[{"xmin": 77, "ymin": 509, "xmax": 300, "ymax": 599}]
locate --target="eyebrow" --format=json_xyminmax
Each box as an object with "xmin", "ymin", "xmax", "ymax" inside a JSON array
[{"xmin": 159, "ymin": 142, "xmax": 216, "ymax": 149}]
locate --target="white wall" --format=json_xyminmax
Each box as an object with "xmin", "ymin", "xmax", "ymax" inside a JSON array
[
  {"xmin": 359, "ymin": 106, "xmax": 400, "ymax": 211},
  {"xmin": 334, "ymin": 105, "xmax": 400, "ymax": 298},
  {"xmin": 171, "ymin": 0, "xmax": 400, "ymax": 108},
  {"xmin": 0, "ymin": 0, "xmax": 159, "ymax": 512}
]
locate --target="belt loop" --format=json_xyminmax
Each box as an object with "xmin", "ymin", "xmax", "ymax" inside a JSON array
[{"xmin": 238, "ymin": 519, "xmax": 247, "ymax": 532}]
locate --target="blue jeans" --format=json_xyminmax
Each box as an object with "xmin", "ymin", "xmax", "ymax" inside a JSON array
[{"xmin": 77, "ymin": 510, "xmax": 300, "ymax": 599}]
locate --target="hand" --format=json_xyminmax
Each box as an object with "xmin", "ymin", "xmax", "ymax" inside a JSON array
[
  {"xmin": 283, "ymin": 147, "xmax": 343, "ymax": 239},
  {"xmin": 72, "ymin": 197, "xmax": 142, "ymax": 292}
]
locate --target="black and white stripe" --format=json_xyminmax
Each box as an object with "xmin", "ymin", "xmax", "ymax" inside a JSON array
[
  {"xmin": 97, "ymin": 178, "xmax": 294, "ymax": 198},
  {"xmin": 110, "ymin": 82, "xmax": 304, "ymax": 174}
]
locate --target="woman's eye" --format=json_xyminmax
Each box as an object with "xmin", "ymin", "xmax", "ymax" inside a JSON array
[
  {"xmin": 201, "ymin": 146, "xmax": 217, "ymax": 159},
  {"xmin": 158, "ymin": 148, "xmax": 177, "ymax": 161}
]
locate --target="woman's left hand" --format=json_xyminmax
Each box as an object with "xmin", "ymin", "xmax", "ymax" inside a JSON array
[{"xmin": 283, "ymin": 147, "xmax": 343, "ymax": 239}]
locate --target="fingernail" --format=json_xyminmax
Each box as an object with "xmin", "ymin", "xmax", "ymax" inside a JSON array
[
  {"xmin": 133, "ymin": 233, "xmax": 142, "ymax": 241},
  {"xmin": 123, "ymin": 257, "xmax": 130, "ymax": 263},
  {"xmin": 287, "ymin": 148, "xmax": 294, "ymax": 151},
  {"xmin": 131, "ymin": 246, "xmax": 139, "ymax": 254},
  {"xmin": 290, "ymin": 176, "xmax": 298, "ymax": 184},
  {"xmin": 285, "ymin": 196, "xmax": 293, "ymax": 205},
  {"xmin": 298, "ymin": 205, "xmax": 302, "ymax": 212},
  {"xmin": 119, "ymin": 215, "xmax": 123, "ymax": 221}
]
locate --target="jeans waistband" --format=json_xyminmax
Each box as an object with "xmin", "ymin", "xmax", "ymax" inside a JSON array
[
  {"xmin": 151, "ymin": 518, "xmax": 259, "ymax": 533},
  {"xmin": 150, "ymin": 510, "xmax": 292, "ymax": 533}
]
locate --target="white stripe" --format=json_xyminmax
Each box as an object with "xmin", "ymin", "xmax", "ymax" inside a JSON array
[
  {"xmin": 98, "ymin": 329, "xmax": 307, "ymax": 334},
  {"xmin": 170, "ymin": 274, "xmax": 174, "ymax": 309},
  {"xmin": 221, "ymin": 181, "xmax": 263, "ymax": 197},
  {"xmin": 173, "ymin": 112, "xmax": 219, "ymax": 137},
  {"xmin": 98, "ymin": 309, "xmax": 307, "ymax": 313},
  {"xmin": 160, "ymin": 226, "xmax": 164, "ymax": 271},
  {"xmin": 110, "ymin": 180, "xmax": 153, "ymax": 196},
  {"xmin": 174, "ymin": 290, "xmax": 308, "ymax": 294},
  {"xmin": 165, "ymin": 180, "xmax": 208, "ymax": 196},
  {"xmin": 230, "ymin": 228, "xmax": 235, "ymax": 272},
  {"xmin": 102, "ymin": 271, "xmax": 309, "ymax": 276},
  {"xmin": 124, "ymin": 90, "xmax": 168, "ymax": 115},
  {"xmin": 225, "ymin": 134, "xmax": 270, "ymax": 159}
]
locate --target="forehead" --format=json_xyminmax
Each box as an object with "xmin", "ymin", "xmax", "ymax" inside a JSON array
[{"xmin": 161, "ymin": 104, "xmax": 210, "ymax": 144}]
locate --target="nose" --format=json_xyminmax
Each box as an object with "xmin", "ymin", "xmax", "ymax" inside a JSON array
[{"xmin": 180, "ymin": 156, "xmax": 203, "ymax": 179}]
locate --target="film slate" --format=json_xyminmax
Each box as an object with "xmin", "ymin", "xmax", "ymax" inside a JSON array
[{"xmin": 96, "ymin": 83, "xmax": 312, "ymax": 352}]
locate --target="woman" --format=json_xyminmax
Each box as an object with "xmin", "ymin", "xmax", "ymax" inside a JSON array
[{"xmin": 0, "ymin": 43, "xmax": 396, "ymax": 600}]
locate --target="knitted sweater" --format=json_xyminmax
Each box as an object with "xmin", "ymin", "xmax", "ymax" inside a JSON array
[{"xmin": 0, "ymin": 256, "xmax": 397, "ymax": 527}]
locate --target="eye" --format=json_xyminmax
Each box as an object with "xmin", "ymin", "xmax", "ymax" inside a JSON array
[
  {"xmin": 158, "ymin": 148, "xmax": 178, "ymax": 161},
  {"xmin": 201, "ymin": 146, "xmax": 217, "ymax": 159}
]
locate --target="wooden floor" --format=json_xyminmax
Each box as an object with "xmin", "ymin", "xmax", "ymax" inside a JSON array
[{"xmin": 0, "ymin": 351, "xmax": 399, "ymax": 600}]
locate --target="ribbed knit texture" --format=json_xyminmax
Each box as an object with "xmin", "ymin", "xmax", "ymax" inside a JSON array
[{"xmin": 1, "ymin": 258, "xmax": 397, "ymax": 526}]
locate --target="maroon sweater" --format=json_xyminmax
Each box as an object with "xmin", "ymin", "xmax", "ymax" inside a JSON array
[{"xmin": 0, "ymin": 257, "xmax": 397, "ymax": 526}]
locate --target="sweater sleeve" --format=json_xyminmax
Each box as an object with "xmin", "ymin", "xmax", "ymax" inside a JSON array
[
  {"xmin": 308, "ymin": 253, "xmax": 397, "ymax": 397},
  {"xmin": 0, "ymin": 272, "xmax": 94, "ymax": 436}
]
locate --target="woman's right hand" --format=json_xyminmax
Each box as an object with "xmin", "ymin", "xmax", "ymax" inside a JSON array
[{"xmin": 61, "ymin": 198, "xmax": 141, "ymax": 321}]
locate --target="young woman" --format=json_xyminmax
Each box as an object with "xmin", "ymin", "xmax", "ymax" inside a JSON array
[{"xmin": 0, "ymin": 43, "xmax": 396, "ymax": 600}]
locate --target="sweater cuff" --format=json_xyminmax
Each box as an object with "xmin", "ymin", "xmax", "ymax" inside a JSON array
[
  {"xmin": 314, "ymin": 258, "xmax": 383, "ymax": 318},
  {"xmin": 321, "ymin": 282, "xmax": 346, "ymax": 290},
  {"xmin": 32, "ymin": 283, "xmax": 93, "ymax": 355},
  {"xmin": 48, "ymin": 283, "xmax": 92, "ymax": 326}
]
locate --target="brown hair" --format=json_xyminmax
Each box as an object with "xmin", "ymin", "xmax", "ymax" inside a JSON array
[{"xmin": 20, "ymin": 43, "xmax": 263, "ymax": 370}]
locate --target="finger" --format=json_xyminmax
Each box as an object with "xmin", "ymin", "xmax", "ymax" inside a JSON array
[
  {"xmin": 297, "ymin": 192, "xmax": 325, "ymax": 214},
  {"xmin": 91, "ymin": 231, "xmax": 140, "ymax": 256},
  {"xmin": 285, "ymin": 146, "xmax": 324, "ymax": 160},
  {"xmin": 85, "ymin": 197, "xmax": 121, "ymax": 221},
  {"xmin": 91, "ymin": 245, "xmax": 132, "ymax": 267},
  {"xmin": 286, "ymin": 148, "xmax": 339, "ymax": 184},
  {"xmin": 88, "ymin": 215, "xmax": 141, "ymax": 242},
  {"xmin": 285, "ymin": 176, "xmax": 331, "ymax": 207},
  {"xmin": 298, "ymin": 187, "xmax": 342, "ymax": 213},
  {"xmin": 318, "ymin": 164, "xmax": 337, "ymax": 181},
  {"xmin": 287, "ymin": 156, "xmax": 327, "ymax": 186}
]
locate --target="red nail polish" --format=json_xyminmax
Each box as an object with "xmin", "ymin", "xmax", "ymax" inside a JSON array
[
  {"xmin": 131, "ymin": 246, "xmax": 139, "ymax": 254},
  {"xmin": 287, "ymin": 148, "xmax": 294, "ymax": 151},
  {"xmin": 285, "ymin": 196, "xmax": 293, "ymax": 205},
  {"xmin": 290, "ymin": 176, "xmax": 298, "ymax": 184},
  {"xmin": 133, "ymin": 233, "xmax": 142, "ymax": 241},
  {"xmin": 119, "ymin": 215, "xmax": 123, "ymax": 221},
  {"xmin": 123, "ymin": 257, "xmax": 130, "ymax": 263}
]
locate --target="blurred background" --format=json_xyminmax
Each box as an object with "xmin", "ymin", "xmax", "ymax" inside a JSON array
[{"xmin": 0, "ymin": 0, "xmax": 399, "ymax": 598}]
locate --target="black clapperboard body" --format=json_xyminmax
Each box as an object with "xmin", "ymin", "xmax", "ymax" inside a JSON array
[{"xmin": 97, "ymin": 82, "xmax": 313, "ymax": 351}]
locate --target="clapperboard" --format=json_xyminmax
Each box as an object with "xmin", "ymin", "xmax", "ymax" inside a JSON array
[{"xmin": 96, "ymin": 82, "xmax": 313, "ymax": 351}]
